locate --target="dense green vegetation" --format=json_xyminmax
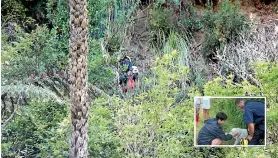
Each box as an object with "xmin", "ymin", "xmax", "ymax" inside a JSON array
[{"xmin": 1, "ymin": 0, "xmax": 278, "ymax": 157}]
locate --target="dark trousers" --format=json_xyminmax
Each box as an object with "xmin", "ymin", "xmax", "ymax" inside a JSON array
[
  {"xmin": 248, "ymin": 121, "xmax": 265, "ymax": 145},
  {"xmin": 120, "ymin": 73, "xmax": 138, "ymax": 85},
  {"xmin": 119, "ymin": 74, "xmax": 128, "ymax": 85},
  {"xmin": 133, "ymin": 73, "xmax": 138, "ymax": 81}
]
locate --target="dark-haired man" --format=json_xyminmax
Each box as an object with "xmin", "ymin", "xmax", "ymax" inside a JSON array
[
  {"xmin": 235, "ymin": 98, "xmax": 265, "ymax": 145},
  {"xmin": 198, "ymin": 112, "xmax": 238, "ymax": 145}
]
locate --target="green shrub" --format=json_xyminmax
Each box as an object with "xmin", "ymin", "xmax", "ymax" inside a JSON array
[
  {"xmin": 201, "ymin": 0, "xmax": 249, "ymax": 57},
  {"xmin": 1, "ymin": 99, "xmax": 67, "ymax": 157},
  {"xmin": 150, "ymin": 7, "xmax": 174, "ymax": 34},
  {"xmin": 46, "ymin": 0, "xmax": 69, "ymax": 33},
  {"xmin": 88, "ymin": 97, "xmax": 123, "ymax": 158},
  {"xmin": 88, "ymin": 40, "xmax": 115, "ymax": 94},
  {"xmin": 179, "ymin": 5, "xmax": 203, "ymax": 33},
  {"xmin": 37, "ymin": 97, "xmax": 124, "ymax": 158},
  {"xmin": 202, "ymin": 62, "xmax": 278, "ymax": 156},
  {"xmin": 1, "ymin": 25, "xmax": 68, "ymax": 85},
  {"xmin": 114, "ymin": 51, "xmax": 196, "ymax": 157},
  {"xmin": 1, "ymin": 0, "xmax": 33, "ymax": 26}
]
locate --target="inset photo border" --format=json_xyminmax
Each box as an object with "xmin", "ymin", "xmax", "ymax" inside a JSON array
[{"xmin": 194, "ymin": 96, "xmax": 266, "ymax": 147}]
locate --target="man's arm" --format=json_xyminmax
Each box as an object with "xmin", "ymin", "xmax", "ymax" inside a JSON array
[
  {"xmin": 248, "ymin": 123, "xmax": 255, "ymax": 137},
  {"xmin": 218, "ymin": 132, "xmax": 233, "ymax": 141},
  {"xmin": 247, "ymin": 123, "xmax": 255, "ymax": 140},
  {"xmin": 211, "ymin": 127, "xmax": 233, "ymax": 141}
]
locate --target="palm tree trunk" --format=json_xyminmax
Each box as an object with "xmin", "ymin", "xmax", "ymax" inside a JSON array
[{"xmin": 69, "ymin": 0, "xmax": 89, "ymax": 157}]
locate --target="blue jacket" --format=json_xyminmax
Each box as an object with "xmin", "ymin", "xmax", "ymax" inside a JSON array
[
  {"xmin": 198, "ymin": 118, "xmax": 232, "ymax": 145},
  {"xmin": 243, "ymin": 101, "xmax": 265, "ymax": 130}
]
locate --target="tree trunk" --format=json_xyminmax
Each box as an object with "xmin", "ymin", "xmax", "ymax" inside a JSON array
[{"xmin": 69, "ymin": 0, "xmax": 89, "ymax": 157}]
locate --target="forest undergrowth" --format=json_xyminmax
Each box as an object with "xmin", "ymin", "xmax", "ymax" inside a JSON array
[{"xmin": 1, "ymin": 0, "xmax": 278, "ymax": 157}]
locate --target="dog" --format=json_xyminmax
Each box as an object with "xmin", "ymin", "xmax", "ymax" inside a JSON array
[{"xmin": 228, "ymin": 128, "xmax": 248, "ymax": 145}]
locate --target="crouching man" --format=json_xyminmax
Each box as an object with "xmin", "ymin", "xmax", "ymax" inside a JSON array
[
  {"xmin": 198, "ymin": 112, "xmax": 238, "ymax": 145},
  {"xmin": 235, "ymin": 98, "xmax": 265, "ymax": 145}
]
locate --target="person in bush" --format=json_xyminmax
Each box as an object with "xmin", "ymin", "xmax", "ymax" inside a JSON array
[
  {"xmin": 197, "ymin": 112, "xmax": 238, "ymax": 145},
  {"xmin": 118, "ymin": 56, "xmax": 133, "ymax": 86},
  {"xmin": 235, "ymin": 98, "xmax": 265, "ymax": 145}
]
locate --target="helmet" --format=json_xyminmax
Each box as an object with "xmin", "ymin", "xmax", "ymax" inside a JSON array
[{"xmin": 124, "ymin": 56, "xmax": 131, "ymax": 61}]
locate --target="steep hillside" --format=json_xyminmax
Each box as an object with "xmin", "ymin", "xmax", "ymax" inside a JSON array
[
  {"xmin": 119, "ymin": 8, "xmax": 153, "ymax": 71},
  {"xmin": 1, "ymin": 0, "xmax": 278, "ymax": 157}
]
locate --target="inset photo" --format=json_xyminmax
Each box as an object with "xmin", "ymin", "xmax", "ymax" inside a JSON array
[{"xmin": 194, "ymin": 97, "xmax": 266, "ymax": 147}]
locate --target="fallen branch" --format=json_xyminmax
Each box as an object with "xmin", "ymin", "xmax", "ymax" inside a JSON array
[{"xmin": 1, "ymin": 105, "xmax": 18, "ymax": 129}]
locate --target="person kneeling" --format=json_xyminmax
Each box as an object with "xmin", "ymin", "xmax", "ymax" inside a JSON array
[{"xmin": 198, "ymin": 112, "xmax": 238, "ymax": 145}]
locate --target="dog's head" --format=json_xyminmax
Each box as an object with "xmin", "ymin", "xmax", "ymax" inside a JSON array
[
  {"xmin": 230, "ymin": 128, "xmax": 241, "ymax": 137},
  {"xmin": 231, "ymin": 128, "xmax": 238, "ymax": 134},
  {"xmin": 230, "ymin": 128, "xmax": 248, "ymax": 137}
]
